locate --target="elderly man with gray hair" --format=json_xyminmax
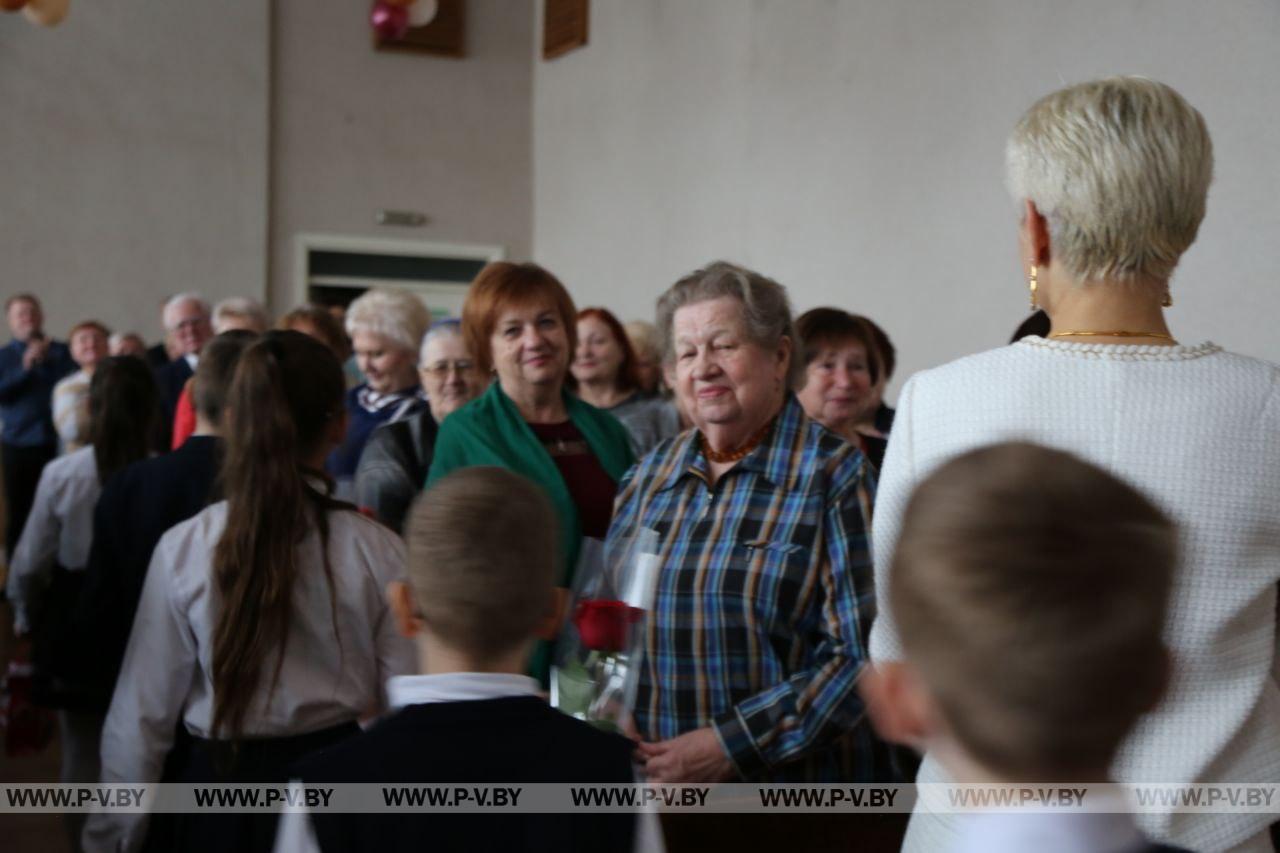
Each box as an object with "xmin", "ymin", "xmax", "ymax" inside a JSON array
[
  {"xmin": 152, "ymin": 293, "xmax": 212, "ymax": 446},
  {"xmin": 869, "ymin": 77, "xmax": 1280, "ymax": 853}
]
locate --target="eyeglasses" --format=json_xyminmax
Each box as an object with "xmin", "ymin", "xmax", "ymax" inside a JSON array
[{"xmin": 422, "ymin": 359, "xmax": 476, "ymax": 377}]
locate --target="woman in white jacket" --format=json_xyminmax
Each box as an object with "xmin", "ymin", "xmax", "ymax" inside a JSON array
[
  {"xmin": 869, "ymin": 77, "xmax": 1280, "ymax": 853},
  {"xmin": 84, "ymin": 331, "xmax": 415, "ymax": 853}
]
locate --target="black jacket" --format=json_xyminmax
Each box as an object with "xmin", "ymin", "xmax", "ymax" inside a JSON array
[
  {"xmin": 152, "ymin": 356, "xmax": 194, "ymax": 447},
  {"xmin": 293, "ymin": 696, "xmax": 637, "ymax": 853},
  {"xmin": 353, "ymin": 410, "xmax": 437, "ymax": 534}
]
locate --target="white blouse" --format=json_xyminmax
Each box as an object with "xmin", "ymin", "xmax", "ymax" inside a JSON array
[
  {"xmin": 85, "ymin": 501, "xmax": 416, "ymax": 853},
  {"xmin": 869, "ymin": 338, "xmax": 1280, "ymax": 853},
  {"xmin": 5, "ymin": 444, "xmax": 99, "ymax": 634}
]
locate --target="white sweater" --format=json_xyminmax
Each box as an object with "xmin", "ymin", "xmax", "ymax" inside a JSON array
[{"xmin": 869, "ymin": 337, "xmax": 1280, "ymax": 853}]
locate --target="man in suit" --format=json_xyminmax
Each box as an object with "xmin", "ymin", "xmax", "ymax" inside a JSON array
[
  {"xmin": 0, "ymin": 294, "xmax": 75, "ymax": 559},
  {"xmin": 152, "ymin": 293, "xmax": 212, "ymax": 447},
  {"xmin": 144, "ymin": 296, "xmax": 176, "ymax": 370},
  {"xmin": 68, "ymin": 331, "xmax": 254, "ymax": 709}
]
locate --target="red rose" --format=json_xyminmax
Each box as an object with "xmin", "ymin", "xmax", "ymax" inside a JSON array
[{"xmin": 573, "ymin": 600, "xmax": 642, "ymax": 652}]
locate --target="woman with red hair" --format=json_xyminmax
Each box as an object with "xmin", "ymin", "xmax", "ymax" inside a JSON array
[{"xmin": 571, "ymin": 307, "xmax": 680, "ymax": 455}]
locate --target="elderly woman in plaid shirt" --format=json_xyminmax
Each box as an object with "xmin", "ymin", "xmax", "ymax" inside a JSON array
[{"xmin": 611, "ymin": 261, "xmax": 885, "ymax": 784}]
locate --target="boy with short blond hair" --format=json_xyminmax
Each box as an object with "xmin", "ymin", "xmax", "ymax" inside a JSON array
[
  {"xmin": 277, "ymin": 466, "xmax": 640, "ymax": 853},
  {"xmin": 864, "ymin": 442, "xmax": 1188, "ymax": 853}
]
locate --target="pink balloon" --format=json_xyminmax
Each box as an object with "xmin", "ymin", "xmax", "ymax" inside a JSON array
[{"xmin": 370, "ymin": 1, "xmax": 409, "ymax": 42}]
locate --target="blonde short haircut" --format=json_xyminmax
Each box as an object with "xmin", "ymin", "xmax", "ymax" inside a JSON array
[
  {"xmin": 891, "ymin": 442, "xmax": 1177, "ymax": 781},
  {"xmin": 345, "ymin": 288, "xmax": 432, "ymax": 354},
  {"xmin": 1005, "ymin": 77, "xmax": 1213, "ymax": 284},
  {"xmin": 624, "ymin": 320, "xmax": 661, "ymax": 362},
  {"xmin": 212, "ymin": 297, "xmax": 269, "ymax": 334},
  {"xmin": 405, "ymin": 467, "xmax": 558, "ymax": 661}
]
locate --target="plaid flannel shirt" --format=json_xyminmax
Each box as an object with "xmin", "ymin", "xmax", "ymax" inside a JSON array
[{"xmin": 607, "ymin": 394, "xmax": 884, "ymax": 781}]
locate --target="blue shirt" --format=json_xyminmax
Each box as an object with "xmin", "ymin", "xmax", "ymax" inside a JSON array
[
  {"xmin": 0, "ymin": 338, "xmax": 76, "ymax": 447},
  {"xmin": 606, "ymin": 394, "xmax": 883, "ymax": 781}
]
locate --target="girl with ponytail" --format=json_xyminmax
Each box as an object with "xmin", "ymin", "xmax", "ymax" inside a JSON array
[
  {"xmin": 7, "ymin": 356, "xmax": 159, "ymax": 850},
  {"xmin": 88, "ymin": 332, "xmax": 414, "ymax": 853}
]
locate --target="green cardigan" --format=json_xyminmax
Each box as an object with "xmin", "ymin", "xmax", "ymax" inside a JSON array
[{"xmin": 426, "ymin": 383, "xmax": 636, "ymax": 679}]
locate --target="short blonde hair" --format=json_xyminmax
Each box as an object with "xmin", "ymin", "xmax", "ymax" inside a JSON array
[
  {"xmin": 1005, "ymin": 77, "xmax": 1213, "ymax": 283},
  {"xmin": 891, "ymin": 442, "xmax": 1177, "ymax": 781},
  {"xmin": 212, "ymin": 297, "xmax": 269, "ymax": 334},
  {"xmin": 656, "ymin": 261, "xmax": 802, "ymax": 387},
  {"xmin": 624, "ymin": 320, "xmax": 661, "ymax": 362},
  {"xmin": 345, "ymin": 288, "xmax": 432, "ymax": 354},
  {"xmin": 406, "ymin": 467, "xmax": 558, "ymax": 661}
]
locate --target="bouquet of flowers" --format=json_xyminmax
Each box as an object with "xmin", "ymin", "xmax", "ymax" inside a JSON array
[{"xmin": 551, "ymin": 529, "xmax": 660, "ymax": 732}]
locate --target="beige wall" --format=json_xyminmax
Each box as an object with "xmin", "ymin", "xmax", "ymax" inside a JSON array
[
  {"xmin": 269, "ymin": 0, "xmax": 535, "ymax": 312},
  {"xmin": 7, "ymin": 0, "xmax": 1279, "ymax": 377},
  {"xmin": 532, "ymin": 0, "xmax": 1280, "ymax": 393},
  {"xmin": 0, "ymin": 0, "xmax": 270, "ymax": 342},
  {"xmin": 2, "ymin": 0, "xmax": 535, "ymax": 342}
]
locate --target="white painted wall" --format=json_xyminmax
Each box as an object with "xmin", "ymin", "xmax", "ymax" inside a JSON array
[
  {"xmin": 0, "ymin": 0, "xmax": 270, "ymax": 342},
  {"xmin": 532, "ymin": 0, "xmax": 1280, "ymax": 395},
  {"xmin": 2, "ymin": 0, "xmax": 536, "ymax": 341},
  {"xmin": 270, "ymin": 0, "xmax": 536, "ymax": 312}
]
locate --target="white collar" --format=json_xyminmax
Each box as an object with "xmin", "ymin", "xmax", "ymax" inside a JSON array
[
  {"xmin": 184, "ymin": 352, "xmax": 199, "ymax": 369},
  {"xmin": 386, "ymin": 672, "xmax": 541, "ymax": 710},
  {"xmin": 953, "ymin": 808, "xmax": 1144, "ymax": 853}
]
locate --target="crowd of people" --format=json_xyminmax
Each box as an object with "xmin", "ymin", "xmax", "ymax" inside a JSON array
[{"xmin": 0, "ymin": 76, "xmax": 1277, "ymax": 853}]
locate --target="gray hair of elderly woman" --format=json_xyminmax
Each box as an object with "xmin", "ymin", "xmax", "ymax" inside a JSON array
[
  {"xmin": 656, "ymin": 261, "xmax": 803, "ymax": 388},
  {"xmin": 1004, "ymin": 76, "xmax": 1213, "ymax": 284},
  {"xmin": 345, "ymin": 287, "xmax": 433, "ymax": 354},
  {"xmin": 418, "ymin": 318, "xmax": 464, "ymax": 365}
]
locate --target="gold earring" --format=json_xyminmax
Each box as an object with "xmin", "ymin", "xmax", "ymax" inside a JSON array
[
  {"xmin": 1161, "ymin": 290, "xmax": 1173, "ymax": 308},
  {"xmin": 1028, "ymin": 265, "xmax": 1039, "ymax": 310}
]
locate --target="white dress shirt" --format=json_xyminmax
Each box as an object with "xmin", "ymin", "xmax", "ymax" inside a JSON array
[
  {"xmin": 273, "ymin": 673, "xmax": 665, "ymax": 853},
  {"xmin": 5, "ymin": 444, "xmax": 99, "ymax": 634},
  {"xmin": 869, "ymin": 339, "xmax": 1280, "ymax": 852},
  {"xmin": 83, "ymin": 501, "xmax": 416, "ymax": 853},
  {"xmin": 952, "ymin": 808, "xmax": 1145, "ymax": 853}
]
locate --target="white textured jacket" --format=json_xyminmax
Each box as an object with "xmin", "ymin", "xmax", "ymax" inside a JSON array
[{"xmin": 870, "ymin": 337, "xmax": 1280, "ymax": 853}]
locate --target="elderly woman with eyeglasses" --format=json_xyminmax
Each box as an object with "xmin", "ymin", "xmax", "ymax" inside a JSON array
[
  {"xmin": 607, "ymin": 261, "xmax": 885, "ymax": 788},
  {"xmin": 354, "ymin": 320, "xmax": 486, "ymax": 533},
  {"xmin": 869, "ymin": 78, "xmax": 1280, "ymax": 853}
]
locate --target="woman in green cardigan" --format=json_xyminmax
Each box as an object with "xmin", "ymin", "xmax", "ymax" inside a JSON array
[{"xmin": 427, "ymin": 262, "xmax": 635, "ymax": 683}]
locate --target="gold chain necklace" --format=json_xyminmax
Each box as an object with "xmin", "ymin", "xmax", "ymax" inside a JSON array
[
  {"xmin": 700, "ymin": 420, "xmax": 774, "ymax": 464},
  {"xmin": 1049, "ymin": 330, "xmax": 1175, "ymax": 342}
]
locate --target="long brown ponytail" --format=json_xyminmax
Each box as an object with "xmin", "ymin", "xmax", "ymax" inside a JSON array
[
  {"xmin": 210, "ymin": 330, "xmax": 348, "ymax": 742},
  {"xmin": 87, "ymin": 356, "xmax": 160, "ymax": 481}
]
